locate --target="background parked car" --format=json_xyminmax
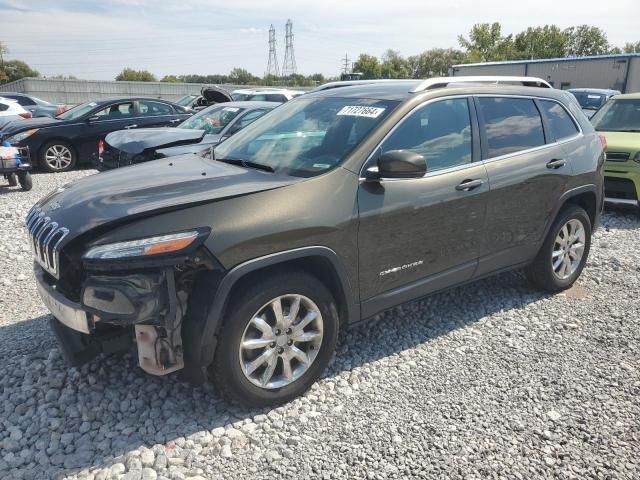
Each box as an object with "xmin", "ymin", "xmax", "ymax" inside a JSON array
[
  {"xmin": 0, "ymin": 97, "xmax": 192, "ymax": 172},
  {"xmin": 569, "ymin": 88, "xmax": 620, "ymax": 118},
  {"xmin": 0, "ymin": 97, "xmax": 32, "ymax": 129},
  {"xmin": 191, "ymin": 86, "xmax": 233, "ymax": 111},
  {"xmin": 175, "ymin": 94, "xmax": 199, "ymax": 109},
  {"xmin": 0, "ymin": 92, "xmax": 69, "ymax": 118},
  {"xmin": 591, "ymin": 92, "xmax": 640, "ymax": 209},
  {"xmin": 231, "ymin": 88, "xmax": 303, "ymax": 102},
  {"xmin": 99, "ymin": 101, "xmax": 278, "ymax": 169}
]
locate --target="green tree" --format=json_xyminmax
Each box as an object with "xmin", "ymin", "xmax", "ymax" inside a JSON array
[
  {"xmin": 408, "ymin": 48, "xmax": 467, "ymax": 78},
  {"xmin": 160, "ymin": 75, "xmax": 180, "ymax": 83},
  {"xmin": 1, "ymin": 59, "xmax": 40, "ymax": 83},
  {"xmin": 622, "ymin": 41, "xmax": 640, "ymax": 53},
  {"xmin": 48, "ymin": 74, "xmax": 78, "ymax": 80},
  {"xmin": 514, "ymin": 25, "xmax": 567, "ymax": 59},
  {"xmin": 458, "ymin": 22, "xmax": 516, "ymax": 61},
  {"xmin": 353, "ymin": 53, "xmax": 382, "ymax": 79},
  {"xmin": 380, "ymin": 49, "xmax": 409, "ymax": 78},
  {"xmin": 115, "ymin": 68, "xmax": 156, "ymax": 81},
  {"xmin": 228, "ymin": 67, "xmax": 257, "ymax": 84},
  {"xmin": 563, "ymin": 25, "xmax": 609, "ymax": 56}
]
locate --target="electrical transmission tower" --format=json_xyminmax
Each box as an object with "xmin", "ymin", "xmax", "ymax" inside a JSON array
[
  {"xmin": 266, "ymin": 24, "xmax": 280, "ymax": 78},
  {"xmin": 281, "ymin": 19, "xmax": 297, "ymax": 77},
  {"xmin": 342, "ymin": 53, "xmax": 351, "ymax": 74}
]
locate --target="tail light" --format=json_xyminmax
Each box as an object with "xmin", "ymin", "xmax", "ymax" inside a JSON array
[
  {"xmin": 98, "ymin": 139, "xmax": 104, "ymax": 159},
  {"xmin": 18, "ymin": 112, "xmax": 32, "ymax": 119}
]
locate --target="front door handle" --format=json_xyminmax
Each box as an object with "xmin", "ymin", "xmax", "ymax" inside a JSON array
[
  {"xmin": 124, "ymin": 124, "xmax": 138, "ymax": 129},
  {"xmin": 170, "ymin": 118, "xmax": 181, "ymax": 124},
  {"xmin": 546, "ymin": 158, "xmax": 566, "ymax": 169},
  {"xmin": 455, "ymin": 178, "xmax": 484, "ymax": 191}
]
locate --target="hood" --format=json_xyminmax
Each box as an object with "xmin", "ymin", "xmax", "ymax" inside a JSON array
[
  {"xmin": 33, "ymin": 153, "xmax": 302, "ymax": 242},
  {"xmin": 601, "ymin": 131, "xmax": 640, "ymax": 153},
  {"xmin": 201, "ymin": 86, "xmax": 233, "ymax": 104},
  {"xmin": 105, "ymin": 128, "xmax": 206, "ymax": 155},
  {"xmin": 0, "ymin": 116, "xmax": 61, "ymax": 136}
]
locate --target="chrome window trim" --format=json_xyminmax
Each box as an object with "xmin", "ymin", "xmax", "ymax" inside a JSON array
[{"xmin": 358, "ymin": 93, "xmax": 584, "ymax": 182}]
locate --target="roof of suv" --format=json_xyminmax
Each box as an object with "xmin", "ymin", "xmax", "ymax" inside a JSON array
[{"xmin": 308, "ymin": 80, "xmax": 564, "ymax": 102}]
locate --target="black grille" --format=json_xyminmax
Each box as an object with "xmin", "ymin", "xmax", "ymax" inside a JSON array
[
  {"xmin": 606, "ymin": 152, "xmax": 630, "ymax": 161},
  {"xmin": 604, "ymin": 177, "xmax": 638, "ymax": 200}
]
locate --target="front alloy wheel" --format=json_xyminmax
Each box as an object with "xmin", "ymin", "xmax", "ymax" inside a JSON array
[
  {"xmin": 211, "ymin": 270, "xmax": 339, "ymax": 407},
  {"xmin": 239, "ymin": 294, "xmax": 324, "ymax": 389},
  {"xmin": 41, "ymin": 142, "xmax": 76, "ymax": 172}
]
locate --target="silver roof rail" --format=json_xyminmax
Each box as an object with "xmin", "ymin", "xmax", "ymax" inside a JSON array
[
  {"xmin": 410, "ymin": 76, "xmax": 552, "ymax": 93},
  {"xmin": 310, "ymin": 79, "xmax": 413, "ymax": 93}
]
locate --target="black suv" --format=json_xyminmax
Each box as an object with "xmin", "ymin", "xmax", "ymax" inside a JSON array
[{"xmin": 28, "ymin": 78, "xmax": 604, "ymax": 407}]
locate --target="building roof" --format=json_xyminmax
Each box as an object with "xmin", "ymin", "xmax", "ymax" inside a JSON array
[{"xmin": 453, "ymin": 53, "xmax": 640, "ymax": 69}]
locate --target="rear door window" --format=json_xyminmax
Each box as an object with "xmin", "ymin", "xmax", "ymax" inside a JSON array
[
  {"xmin": 138, "ymin": 100, "xmax": 174, "ymax": 116},
  {"xmin": 538, "ymin": 100, "xmax": 579, "ymax": 141},
  {"xmin": 477, "ymin": 97, "xmax": 545, "ymax": 158},
  {"xmin": 94, "ymin": 102, "xmax": 135, "ymax": 120}
]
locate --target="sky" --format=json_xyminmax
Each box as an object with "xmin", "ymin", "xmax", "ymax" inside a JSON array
[{"xmin": 1, "ymin": 0, "xmax": 638, "ymax": 81}]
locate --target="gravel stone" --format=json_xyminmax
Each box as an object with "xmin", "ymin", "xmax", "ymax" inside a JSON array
[{"xmin": 0, "ymin": 171, "xmax": 639, "ymax": 479}]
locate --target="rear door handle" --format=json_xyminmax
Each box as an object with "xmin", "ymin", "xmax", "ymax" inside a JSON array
[
  {"xmin": 124, "ymin": 124, "xmax": 138, "ymax": 129},
  {"xmin": 455, "ymin": 179, "xmax": 484, "ymax": 191},
  {"xmin": 546, "ymin": 158, "xmax": 566, "ymax": 169}
]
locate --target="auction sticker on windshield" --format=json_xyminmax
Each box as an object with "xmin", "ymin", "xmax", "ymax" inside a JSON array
[{"xmin": 337, "ymin": 105, "xmax": 386, "ymax": 118}]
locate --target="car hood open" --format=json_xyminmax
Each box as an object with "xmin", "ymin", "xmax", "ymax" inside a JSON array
[
  {"xmin": 32, "ymin": 153, "xmax": 302, "ymax": 243},
  {"xmin": 105, "ymin": 128, "xmax": 206, "ymax": 155},
  {"xmin": 201, "ymin": 86, "xmax": 233, "ymax": 104}
]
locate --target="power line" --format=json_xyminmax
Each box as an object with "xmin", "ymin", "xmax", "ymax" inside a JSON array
[
  {"xmin": 266, "ymin": 24, "xmax": 279, "ymax": 77},
  {"xmin": 281, "ymin": 19, "xmax": 297, "ymax": 77}
]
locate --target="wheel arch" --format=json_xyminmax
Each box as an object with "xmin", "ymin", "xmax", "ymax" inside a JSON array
[
  {"xmin": 545, "ymin": 185, "xmax": 600, "ymax": 240},
  {"xmin": 182, "ymin": 246, "xmax": 359, "ymax": 383}
]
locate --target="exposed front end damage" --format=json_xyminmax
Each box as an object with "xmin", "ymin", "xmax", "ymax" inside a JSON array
[{"xmin": 34, "ymin": 248, "xmax": 220, "ymax": 379}]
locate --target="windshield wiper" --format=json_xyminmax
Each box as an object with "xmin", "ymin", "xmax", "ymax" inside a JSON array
[{"xmin": 216, "ymin": 157, "xmax": 274, "ymax": 173}]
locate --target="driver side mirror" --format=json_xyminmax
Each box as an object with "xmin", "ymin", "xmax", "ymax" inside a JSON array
[{"xmin": 364, "ymin": 150, "xmax": 426, "ymax": 180}]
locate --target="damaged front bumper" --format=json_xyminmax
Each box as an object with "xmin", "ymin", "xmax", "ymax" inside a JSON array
[{"xmin": 34, "ymin": 263, "xmax": 185, "ymax": 376}]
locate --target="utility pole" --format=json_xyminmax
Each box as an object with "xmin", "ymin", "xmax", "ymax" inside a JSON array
[
  {"xmin": 281, "ymin": 19, "xmax": 297, "ymax": 77},
  {"xmin": 266, "ymin": 24, "xmax": 280, "ymax": 78},
  {"xmin": 342, "ymin": 54, "xmax": 351, "ymax": 74}
]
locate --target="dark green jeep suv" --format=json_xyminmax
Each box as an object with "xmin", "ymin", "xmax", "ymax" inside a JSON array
[{"xmin": 27, "ymin": 77, "xmax": 604, "ymax": 407}]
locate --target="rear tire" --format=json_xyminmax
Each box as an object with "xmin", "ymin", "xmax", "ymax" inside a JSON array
[
  {"xmin": 211, "ymin": 270, "xmax": 339, "ymax": 407},
  {"xmin": 18, "ymin": 172, "xmax": 32, "ymax": 191},
  {"xmin": 7, "ymin": 173, "xmax": 17, "ymax": 186},
  {"xmin": 40, "ymin": 141, "xmax": 77, "ymax": 173},
  {"xmin": 525, "ymin": 204, "xmax": 591, "ymax": 292}
]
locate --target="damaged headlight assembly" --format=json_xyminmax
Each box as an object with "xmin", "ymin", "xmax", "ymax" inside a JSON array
[{"xmin": 83, "ymin": 230, "xmax": 207, "ymax": 260}]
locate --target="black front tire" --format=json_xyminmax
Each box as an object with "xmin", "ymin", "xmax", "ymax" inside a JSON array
[
  {"xmin": 7, "ymin": 173, "xmax": 18, "ymax": 186},
  {"xmin": 526, "ymin": 204, "xmax": 591, "ymax": 292},
  {"xmin": 211, "ymin": 270, "xmax": 339, "ymax": 408},
  {"xmin": 18, "ymin": 172, "xmax": 32, "ymax": 191}
]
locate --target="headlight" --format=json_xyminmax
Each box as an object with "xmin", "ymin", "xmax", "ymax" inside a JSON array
[
  {"xmin": 83, "ymin": 230, "xmax": 204, "ymax": 260},
  {"xmin": 6, "ymin": 129, "xmax": 39, "ymax": 143}
]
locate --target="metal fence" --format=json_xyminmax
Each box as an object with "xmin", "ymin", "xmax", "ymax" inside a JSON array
[{"xmin": 0, "ymin": 78, "xmax": 307, "ymax": 104}]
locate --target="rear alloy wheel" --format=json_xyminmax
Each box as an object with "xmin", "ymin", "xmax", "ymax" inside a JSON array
[
  {"xmin": 211, "ymin": 270, "xmax": 338, "ymax": 407},
  {"xmin": 40, "ymin": 142, "xmax": 76, "ymax": 172},
  {"xmin": 525, "ymin": 204, "xmax": 591, "ymax": 292}
]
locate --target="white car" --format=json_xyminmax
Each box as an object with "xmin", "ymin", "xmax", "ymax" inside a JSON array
[
  {"xmin": 0, "ymin": 97, "xmax": 32, "ymax": 128},
  {"xmin": 231, "ymin": 88, "xmax": 303, "ymax": 103}
]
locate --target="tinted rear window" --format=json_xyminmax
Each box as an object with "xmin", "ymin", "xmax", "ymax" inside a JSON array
[
  {"xmin": 478, "ymin": 97, "xmax": 545, "ymax": 158},
  {"xmin": 538, "ymin": 100, "xmax": 579, "ymax": 141}
]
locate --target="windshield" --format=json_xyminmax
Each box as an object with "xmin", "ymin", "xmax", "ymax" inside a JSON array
[
  {"xmin": 591, "ymin": 99, "xmax": 640, "ymax": 132},
  {"xmin": 178, "ymin": 104, "xmax": 244, "ymax": 134},
  {"xmin": 56, "ymin": 101, "xmax": 99, "ymax": 120},
  {"xmin": 176, "ymin": 95, "xmax": 197, "ymax": 106},
  {"xmin": 232, "ymin": 93, "xmax": 251, "ymax": 101},
  {"xmin": 214, "ymin": 96, "xmax": 399, "ymax": 177},
  {"xmin": 570, "ymin": 91, "xmax": 606, "ymax": 111}
]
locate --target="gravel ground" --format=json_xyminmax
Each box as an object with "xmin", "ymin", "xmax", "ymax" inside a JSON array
[{"xmin": 1, "ymin": 171, "xmax": 639, "ymax": 480}]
